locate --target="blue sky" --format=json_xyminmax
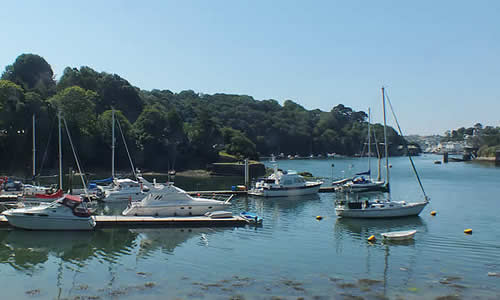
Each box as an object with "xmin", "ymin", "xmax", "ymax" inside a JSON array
[{"xmin": 1, "ymin": 1, "xmax": 499, "ymax": 135}]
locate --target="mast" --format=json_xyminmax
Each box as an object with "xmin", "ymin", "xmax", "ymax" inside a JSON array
[
  {"xmin": 111, "ymin": 107, "xmax": 115, "ymax": 179},
  {"xmin": 367, "ymin": 108, "xmax": 371, "ymax": 176},
  {"xmin": 32, "ymin": 114, "xmax": 36, "ymax": 182},
  {"xmin": 58, "ymin": 110, "xmax": 63, "ymax": 190},
  {"xmin": 382, "ymin": 87, "xmax": 390, "ymax": 188}
]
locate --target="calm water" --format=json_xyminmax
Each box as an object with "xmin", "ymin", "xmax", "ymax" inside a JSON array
[{"xmin": 1, "ymin": 155, "xmax": 500, "ymax": 299}]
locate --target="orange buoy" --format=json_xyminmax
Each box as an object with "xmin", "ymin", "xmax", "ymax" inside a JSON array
[
  {"xmin": 464, "ymin": 229, "xmax": 472, "ymax": 234},
  {"xmin": 430, "ymin": 211, "xmax": 437, "ymax": 216},
  {"xmin": 367, "ymin": 235, "xmax": 376, "ymax": 242},
  {"xmin": 316, "ymin": 216, "xmax": 323, "ymax": 220}
]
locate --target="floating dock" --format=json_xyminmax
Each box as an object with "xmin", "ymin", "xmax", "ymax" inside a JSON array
[
  {"xmin": 0, "ymin": 215, "xmax": 248, "ymax": 229},
  {"xmin": 188, "ymin": 186, "xmax": 336, "ymax": 196}
]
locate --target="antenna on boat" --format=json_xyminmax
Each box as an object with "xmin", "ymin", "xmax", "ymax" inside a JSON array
[
  {"xmin": 62, "ymin": 115, "xmax": 89, "ymax": 196},
  {"xmin": 32, "ymin": 114, "xmax": 36, "ymax": 184},
  {"xmin": 111, "ymin": 107, "xmax": 115, "ymax": 179},
  {"xmin": 367, "ymin": 107, "xmax": 371, "ymax": 176},
  {"xmin": 385, "ymin": 92, "xmax": 429, "ymax": 202},
  {"xmin": 58, "ymin": 110, "xmax": 63, "ymax": 190},
  {"xmin": 116, "ymin": 117, "xmax": 137, "ymax": 179},
  {"xmin": 382, "ymin": 87, "xmax": 390, "ymax": 192}
]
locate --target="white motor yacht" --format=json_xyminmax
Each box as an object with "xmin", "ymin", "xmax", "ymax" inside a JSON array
[
  {"xmin": 248, "ymin": 167, "xmax": 322, "ymax": 197},
  {"xmin": 122, "ymin": 183, "xmax": 232, "ymax": 216},
  {"xmin": 2, "ymin": 194, "xmax": 96, "ymax": 230},
  {"xmin": 100, "ymin": 178, "xmax": 147, "ymax": 202}
]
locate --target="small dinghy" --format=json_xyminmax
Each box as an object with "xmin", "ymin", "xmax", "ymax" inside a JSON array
[
  {"xmin": 380, "ymin": 230, "xmax": 417, "ymax": 241},
  {"xmin": 204, "ymin": 211, "xmax": 233, "ymax": 218},
  {"xmin": 240, "ymin": 211, "xmax": 263, "ymax": 224}
]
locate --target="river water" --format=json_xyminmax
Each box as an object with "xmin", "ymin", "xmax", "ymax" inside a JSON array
[{"xmin": 1, "ymin": 154, "xmax": 499, "ymax": 299}]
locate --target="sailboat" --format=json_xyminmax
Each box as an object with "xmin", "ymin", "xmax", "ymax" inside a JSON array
[
  {"xmin": 335, "ymin": 87, "xmax": 429, "ymax": 218},
  {"xmin": 2, "ymin": 111, "xmax": 96, "ymax": 230},
  {"xmin": 339, "ymin": 108, "xmax": 387, "ymax": 193},
  {"xmin": 22, "ymin": 114, "xmax": 65, "ymax": 202},
  {"xmin": 99, "ymin": 108, "xmax": 146, "ymax": 202}
]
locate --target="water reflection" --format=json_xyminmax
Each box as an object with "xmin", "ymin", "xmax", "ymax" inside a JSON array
[
  {"xmin": 0, "ymin": 229, "xmax": 137, "ymax": 271},
  {"xmin": 246, "ymin": 194, "xmax": 321, "ymax": 211},
  {"xmin": 132, "ymin": 227, "xmax": 226, "ymax": 258}
]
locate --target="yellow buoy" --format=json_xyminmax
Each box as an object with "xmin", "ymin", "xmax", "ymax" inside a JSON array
[
  {"xmin": 464, "ymin": 229, "xmax": 472, "ymax": 234},
  {"xmin": 367, "ymin": 235, "xmax": 376, "ymax": 242},
  {"xmin": 430, "ymin": 211, "xmax": 437, "ymax": 216},
  {"xmin": 316, "ymin": 216, "xmax": 323, "ymax": 220}
]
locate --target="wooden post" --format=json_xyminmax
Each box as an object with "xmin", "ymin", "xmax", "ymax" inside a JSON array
[
  {"xmin": 443, "ymin": 152, "xmax": 449, "ymax": 163},
  {"xmin": 244, "ymin": 159, "xmax": 249, "ymax": 187}
]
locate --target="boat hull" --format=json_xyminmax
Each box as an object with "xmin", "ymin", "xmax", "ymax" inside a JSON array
[
  {"xmin": 122, "ymin": 202, "xmax": 230, "ymax": 217},
  {"xmin": 381, "ymin": 230, "xmax": 417, "ymax": 240},
  {"xmin": 3, "ymin": 213, "xmax": 96, "ymax": 230},
  {"xmin": 248, "ymin": 183, "xmax": 321, "ymax": 197},
  {"xmin": 335, "ymin": 202, "xmax": 427, "ymax": 218}
]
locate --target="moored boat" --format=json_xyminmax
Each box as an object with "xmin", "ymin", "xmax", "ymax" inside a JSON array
[
  {"xmin": 335, "ymin": 87, "xmax": 429, "ymax": 218},
  {"xmin": 249, "ymin": 165, "xmax": 322, "ymax": 197},
  {"xmin": 380, "ymin": 229, "xmax": 417, "ymax": 240},
  {"xmin": 122, "ymin": 183, "xmax": 232, "ymax": 217},
  {"xmin": 2, "ymin": 194, "xmax": 96, "ymax": 230}
]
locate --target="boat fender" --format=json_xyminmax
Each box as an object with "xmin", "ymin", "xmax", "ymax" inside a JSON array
[
  {"xmin": 316, "ymin": 216, "xmax": 323, "ymax": 220},
  {"xmin": 430, "ymin": 211, "xmax": 437, "ymax": 216},
  {"xmin": 464, "ymin": 229, "xmax": 472, "ymax": 234},
  {"xmin": 367, "ymin": 235, "xmax": 376, "ymax": 242}
]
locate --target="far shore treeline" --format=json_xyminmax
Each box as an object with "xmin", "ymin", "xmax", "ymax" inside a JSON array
[{"xmin": 1, "ymin": 53, "xmax": 413, "ymax": 176}]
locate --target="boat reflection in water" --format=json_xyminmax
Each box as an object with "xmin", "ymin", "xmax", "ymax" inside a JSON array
[
  {"xmin": 131, "ymin": 227, "xmax": 227, "ymax": 258},
  {"xmin": 0, "ymin": 229, "xmax": 138, "ymax": 270}
]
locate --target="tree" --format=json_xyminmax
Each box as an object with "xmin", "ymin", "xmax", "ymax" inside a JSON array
[
  {"xmin": 1, "ymin": 54, "xmax": 55, "ymax": 97},
  {"xmin": 48, "ymin": 86, "xmax": 98, "ymax": 136}
]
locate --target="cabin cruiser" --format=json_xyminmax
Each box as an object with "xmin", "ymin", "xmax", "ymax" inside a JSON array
[
  {"xmin": 2, "ymin": 194, "xmax": 96, "ymax": 230},
  {"xmin": 122, "ymin": 182, "xmax": 232, "ymax": 216},
  {"xmin": 248, "ymin": 166, "xmax": 323, "ymax": 197},
  {"xmin": 100, "ymin": 178, "xmax": 147, "ymax": 202}
]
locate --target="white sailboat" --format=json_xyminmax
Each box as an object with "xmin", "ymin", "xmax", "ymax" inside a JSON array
[
  {"xmin": 335, "ymin": 87, "xmax": 429, "ymax": 218},
  {"xmin": 100, "ymin": 108, "xmax": 146, "ymax": 202},
  {"xmin": 340, "ymin": 108, "xmax": 386, "ymax": 192},
  {"xmin": 2, "ymin": 111, "xmax": 96, "ymax": 230},
  {"xmin": 22, "ymin": 114, "xmax": 65, "ymax": 201}
]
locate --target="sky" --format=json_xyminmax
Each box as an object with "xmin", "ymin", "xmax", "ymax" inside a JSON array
[{"xmin": 1, "ymin": 1, "xmax": 499, "ymax": 135}]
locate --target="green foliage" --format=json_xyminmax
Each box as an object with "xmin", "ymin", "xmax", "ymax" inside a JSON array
[
  {"xmin": 478, "ymin": 145, "xmax": 500, "ymax": 157},
  {"xmin": 221, "ymin": 127, "xmax": 257, "ymax": 159},
  {"xmin": 1, "ymin": 54, "xmax": 55, "ymax": 97},
  {"xmin": 0, "ymin": 53, "xmax": 410, "ymax": 174},
  {"xmin": 48, "ymin": 86, "xmax": 98, "ymax": 136}
]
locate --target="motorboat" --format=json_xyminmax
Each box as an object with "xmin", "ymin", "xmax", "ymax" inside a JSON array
[
  {"xmin": 240, "ymin": 211, "xmax": 263, "ymax": 224},
  {"xmin": 100, "ymin": 178, "xmax": 147, "ymax": 202},
  {"xmin": 248, "ymin": 165, "xmax": 323, "ymax": 197},
  {"xmin": 335, "ymin": 87, "xmax": 429, "ymax": 218},
  {"xmin": 2, "ymin": 194, "xmax": 96, "ymax": 230},
  {"xmin": 122, "ymin": 183, "xmax": 232, "ymax": 216}
]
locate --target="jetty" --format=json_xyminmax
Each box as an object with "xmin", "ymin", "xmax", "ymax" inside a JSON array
[
  {"xmin": 187, "ymin": 186, "xmax": 336, "ymax": 196},
  {"xmin": 0, "ymin": 215, "xmax": 249, "ymax": 229}
]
